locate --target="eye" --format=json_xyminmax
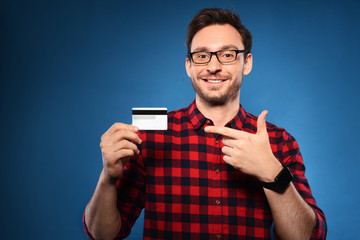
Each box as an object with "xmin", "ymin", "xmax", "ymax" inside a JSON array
[
  {"xmin": 221, "ymin": 51, "xmax": 235, "ymax": 58},
  {"xmin": 194, "ymin": 52, "xmax": 210, "ymax": 59}
]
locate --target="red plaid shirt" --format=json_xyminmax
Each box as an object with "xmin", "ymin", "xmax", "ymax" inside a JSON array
[{"xmin": 84, "ymin": 100, "xmax": 326, "ymax": 239}]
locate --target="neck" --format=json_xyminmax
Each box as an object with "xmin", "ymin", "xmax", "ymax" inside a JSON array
[{"xmin": 195, "ymin": 95, "xmax": 240, "ymax": 127}]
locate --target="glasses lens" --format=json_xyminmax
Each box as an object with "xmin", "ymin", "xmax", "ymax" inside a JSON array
[
  {"xmin": 217, "ymin": 50, "xmax": 237, "ymax": 63},
  {"xmin": 192, "ymin": 52, "xmax": 211, "ymax": 64}
]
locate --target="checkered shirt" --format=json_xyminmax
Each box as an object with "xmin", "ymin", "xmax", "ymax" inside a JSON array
[{"xmin": 84, "ymin": 100, "xmax": 326, "ymax": 239}]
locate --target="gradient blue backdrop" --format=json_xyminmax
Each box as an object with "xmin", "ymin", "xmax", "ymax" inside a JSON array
[{"xmin": 1, "ymin": 0, "xmax": 359, "ymax": 239}]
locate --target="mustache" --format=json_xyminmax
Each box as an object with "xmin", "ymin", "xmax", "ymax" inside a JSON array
[{"xmin": 198, "ymin": 73, "xmax": 231, "ymax": 79}]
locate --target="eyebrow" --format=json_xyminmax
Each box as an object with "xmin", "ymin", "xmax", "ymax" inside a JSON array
[{"xmin": 192, "ymin": 44, "xmax": 241, "ymax": 52}]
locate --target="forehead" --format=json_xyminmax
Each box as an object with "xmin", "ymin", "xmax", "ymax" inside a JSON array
[{"xmin": 191, "ymin": 24, "xmax": 244, "ymax": 52}]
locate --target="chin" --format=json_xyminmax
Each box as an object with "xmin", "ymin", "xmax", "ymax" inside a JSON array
[
  {"xmin": 192, "ymin": 78, "xmax": 240, "ymax": 105},
  {"xmin": 206, "ymin": 99, "xmax": 227, "ymax": 106},
  {"xmin": 201, "ymin": 94, "xmax": 229, "ymax": 106}
]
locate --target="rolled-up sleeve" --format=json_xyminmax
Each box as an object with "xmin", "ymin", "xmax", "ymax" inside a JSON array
[
  {"xmin": 82, "ymin": 152, "xmax": 146, "ymax": 240},
  {"xmin": 281, "ymin": 130, "xmax": 327, "ymax": 239}
]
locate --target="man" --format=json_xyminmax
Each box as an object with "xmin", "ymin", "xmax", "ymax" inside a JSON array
[{"xmin": 84, "ymin": 8, "xmax": 327, "ymax": 240}]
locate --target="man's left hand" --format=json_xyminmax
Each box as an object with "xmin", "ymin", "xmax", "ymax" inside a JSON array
[{"xmin": 204, "ymin": 110, "xmax": 282, "ymax": 182}]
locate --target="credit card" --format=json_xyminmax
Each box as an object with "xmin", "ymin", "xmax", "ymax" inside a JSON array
[{"xmin": 132, "ymin": 107, "xmax": 168, "ymax": 130}]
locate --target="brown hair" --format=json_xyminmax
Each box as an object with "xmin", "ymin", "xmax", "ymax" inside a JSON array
[{"xmin": 187, "ymin": 8, "xmax": 252, "ymax": 58}]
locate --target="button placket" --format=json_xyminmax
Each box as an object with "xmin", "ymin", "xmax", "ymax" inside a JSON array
[
  {"xmin": 208, "ymin": 122, "xmax": 222, "ymax": 238},
  {"xmin": 215, "ymin": 134, "xmax": 220, "ymax": 145}
]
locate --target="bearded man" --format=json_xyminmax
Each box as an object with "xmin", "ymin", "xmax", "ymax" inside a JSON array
[{"xmin": 84, "ymin": 8, "xmax": 327, "ymax": 240}]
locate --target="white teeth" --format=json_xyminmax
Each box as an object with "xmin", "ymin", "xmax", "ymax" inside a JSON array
[{"xmin": 207, "ymin": 80, "xmax": 222, "ymax": 83}]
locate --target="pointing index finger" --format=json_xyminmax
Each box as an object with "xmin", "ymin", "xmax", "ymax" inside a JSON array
[{"xmin": 204, "ymin": 126, "xmax": 242, "ymax": 139}]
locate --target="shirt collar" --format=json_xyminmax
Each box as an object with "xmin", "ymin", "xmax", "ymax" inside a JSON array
[
  {"xmin": 186, "ymin": 100, "xmax": 247, "ymax": 130},
  {"xmin": 187, "ymin": 100, "xmax": 206, "ymax": 130}
]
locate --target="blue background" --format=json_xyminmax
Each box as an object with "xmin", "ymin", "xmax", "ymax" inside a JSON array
[{"xmin": 1, "ymin": 0, "xmax": 359, "ymax": 239}]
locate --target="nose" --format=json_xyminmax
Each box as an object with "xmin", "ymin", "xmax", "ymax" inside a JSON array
[{"xmin": 207, "ymin": 54, "xmax": 222, "ymax": 74}]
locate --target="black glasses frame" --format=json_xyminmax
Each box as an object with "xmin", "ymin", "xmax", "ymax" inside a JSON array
[{"xmin": 188, "ymin": 49, "xmax": 246, "ymax": 64}]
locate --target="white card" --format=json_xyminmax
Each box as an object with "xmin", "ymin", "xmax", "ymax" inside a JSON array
[{"xmin": 132, "ymin": 107, "xmax": 168, "ymax": 130}]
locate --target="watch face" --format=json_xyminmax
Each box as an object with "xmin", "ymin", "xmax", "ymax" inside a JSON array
[
  {"xmin": 276, "ymin": 167, "xmax": 293, "ymax": 192},
  {"xmin": 262, "ymin": 166, "xmax": 293, "ymax": 193}
]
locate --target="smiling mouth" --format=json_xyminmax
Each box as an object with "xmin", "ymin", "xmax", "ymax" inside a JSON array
[
  {"xmin": 206, "ymin": 79, "xmax": 223, "ymax": 83},
  {"xmin": 203, "ymin": 78, "xmax": 227, "ymax": 83}
]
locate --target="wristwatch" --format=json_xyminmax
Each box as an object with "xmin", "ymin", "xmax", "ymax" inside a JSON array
[{"xmin": 262, "ymin": 165, "xmax": 293, "ymax": 193}]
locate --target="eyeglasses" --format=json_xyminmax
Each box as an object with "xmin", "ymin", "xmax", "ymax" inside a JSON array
[{"xmin": 188, "ymin": 49, "xmax": 245, "ymax": 64}]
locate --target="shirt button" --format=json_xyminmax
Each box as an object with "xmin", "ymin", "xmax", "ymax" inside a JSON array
[
  {"xmin": 215, "ymin": 139, "xmax": 219, "ymax": 144},
  {"xmin": 214, "ymin": 169, "xmax": 220, "ymax": 173},
  {"xmin": 206, "ymin": 119, "xmax": 211, "ymax": 125},
  {"xmin": 216, "ymin": 234, "xmax": 222, "ymax": 239},
  {"xmin": 215, "ymin": 199, "xmax": 221, "ymax": 205}
]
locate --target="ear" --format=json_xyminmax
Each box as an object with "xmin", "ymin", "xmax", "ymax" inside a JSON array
[
  {"xmin": 242, "ymin": 53, "xmax": 253, "ymax": 76},
  {"xmin": 185, "ymin": 57, "xmax": 191, "ymax": 78}
]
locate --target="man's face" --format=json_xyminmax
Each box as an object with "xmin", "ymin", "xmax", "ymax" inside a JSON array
[{"xmin": 186, "ymin": 24, "xmax": 252, "ymax": 106}]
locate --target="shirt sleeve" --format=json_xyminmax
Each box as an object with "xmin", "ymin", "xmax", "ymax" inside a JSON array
[
  {"xmin": 279, "ymin": 130, "xmax": 327, "ymax": 239},
  {"xmin": 115, "ymin": 152, "xmax": 146, "ymax": 239},
  {"xmin": 82, "ymin": 152, "xmax": 146, "ymax": 240}
]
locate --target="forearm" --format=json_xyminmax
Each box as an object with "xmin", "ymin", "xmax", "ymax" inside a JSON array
[
  {"xmin": 264, "ymin": 183, "xmax": 316, "ymax": 240},
  {"xmin": 85, "ymin": 169, "xmax": 122, "ymax": 240}
]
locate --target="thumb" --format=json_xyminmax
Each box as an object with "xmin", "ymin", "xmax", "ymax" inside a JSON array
[{"xmin": 256, "ymin": 110, "xmax": 268, "ymax": 135}]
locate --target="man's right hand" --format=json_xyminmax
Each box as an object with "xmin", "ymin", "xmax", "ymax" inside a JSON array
[{"xmin": 100, "ymin": 123, "xmax": 142, "ymax": 184}]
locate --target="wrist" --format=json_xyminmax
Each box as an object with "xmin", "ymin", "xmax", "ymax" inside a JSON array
[
  {"xmin": 100, "ymin": 169, "xmax": 120, "ymax": 186},
  {"xmin": 259, "ymin": 158, "xmax": 283, "ymax": 182}
]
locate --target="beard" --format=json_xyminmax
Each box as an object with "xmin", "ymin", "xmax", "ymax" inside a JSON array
[{"xmin": 191, "ymin": 74, "xmax": 243, "ymax": 106}]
